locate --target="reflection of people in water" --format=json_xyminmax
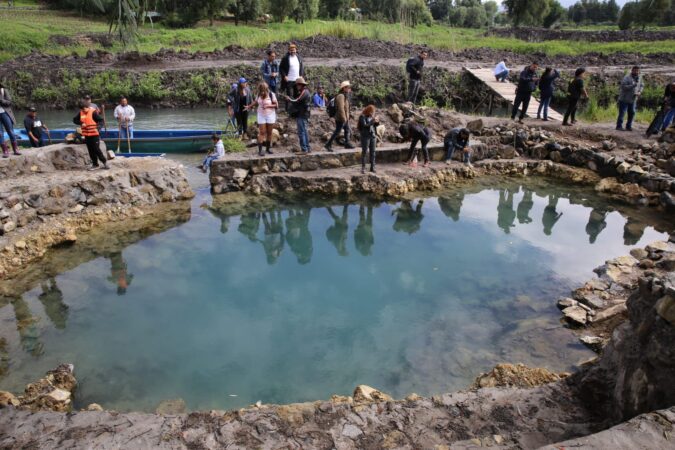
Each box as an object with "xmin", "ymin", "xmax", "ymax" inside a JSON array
[
  {"xmin": 585, "ymin": 208, "xmax": 608, "ymax": 244},
  {"xmin": 497, "ymin": 188, "xmax": 517, "ymax": 234},
  {"xmin": 107, "ymin": 252, "xmax": 134, "ymax": 295},
  {"xmin": 238, "ymin": 212, "xmax": 261, "ymax": 242},
  {"xmin": 623, "ymin": 218, "xmax": 646, "ymax": 246},
  {"xmin": 392, "ymin": 200, "xmax": 424, "ymax": 235},
  {"xmin": 438, "ymin": 193, "xmax": 464, "ymax": 222},
  {"xmin": 261, "ymin": 211, "xmax": 285, "ymax": 264},
  {"xmin": 286, "ymin": 208, "xmax": 313, "ymax": 264},
  {"xmin": 326, "ymin": 205, "xmax": 349, "ymax": 256},
  {"xmin": 354, "ymin": 205, "xmax": 374, "ymax": 256},
  {"xmin": 516, "ymin": 188, "xmax": 534, "ymax": 224},
  {"xmin": 542, "ymin": 194, "xmax": 563, "ymax": 236},
  {"xmin": 38, "ymin": 278, "xmax": 68, "ymax": 329},
  {"xmin": 11, "ymin": 297, "xmax": 44, "ymax": 356}
]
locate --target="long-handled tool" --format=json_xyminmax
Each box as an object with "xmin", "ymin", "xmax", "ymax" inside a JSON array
[
  {"xmin": 125, "ymin": 118, "xmax": 132, "ymax": 153},
  {"xmin": 116, "ymin": 120, "xmax": 122, "ymax": 153},
  {"xmin": 101, "ymin": 104, "xmax": 108, "ymax": 136},
  {"xmin": 45, "ymin": 127, "xmax": 52, "ymax": 145}
]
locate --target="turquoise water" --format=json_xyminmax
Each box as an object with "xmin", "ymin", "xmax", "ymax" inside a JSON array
[{"xmin": 0, "ymin": 179, "xmax": 669, "ymax": 412}]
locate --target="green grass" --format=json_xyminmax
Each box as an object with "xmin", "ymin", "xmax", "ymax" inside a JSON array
[
  {"xmin": 580, "ymin": 98, "xmax": 655, "ymax": 124},
  {"xmin": 1, "ymin": 10, "xmax": 674, "ymax": 63}
]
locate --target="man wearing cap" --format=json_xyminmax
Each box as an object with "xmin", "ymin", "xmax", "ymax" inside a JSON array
[
  {"xmin": 325, "ymin": 81, "xmax": 354, "ymax": 152},
  {"xmin": 279, "ymin": 43, "xmax": 305, "ymax": 111},
  {"xmin": 284, "ymin": 77, "xmax": 312, "ymax": 153},
  {"xmin": 24, "ymin": 107, "xmax": 48, "ymax": 147},
  {"xmin": 227, "ymin": 78, "xmax": 253, "ymax": 137}
]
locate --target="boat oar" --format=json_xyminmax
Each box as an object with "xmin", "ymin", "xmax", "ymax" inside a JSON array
[
  {"xmin": 116, "ymin": 120, "xmax": 122, "ymax": 153},
  {"xmin": 102, "ymin": 104, "xmax": 108, "ymax": 136},
  {"xmin": 126, "ymin": 118, "xmax": 131, "ymax": 153},
  {"xmin": 45, "ymin": 127, "xmax": 52, "ymax": 145}
]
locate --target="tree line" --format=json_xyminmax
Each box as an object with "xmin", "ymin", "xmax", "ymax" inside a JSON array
[{"xmin": 43, "ymin": 0, "xmax": 674, "ymax": 32}]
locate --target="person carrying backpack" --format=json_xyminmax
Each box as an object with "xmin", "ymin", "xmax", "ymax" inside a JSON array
[
  {"xmin": 324, "ymin": 81, "xmax": 354, "ymax": 152},
  {"xmin": 406, "ymin": 50, "xmax": 428, "ymax": 104},
  {"xmin": 563, "ymin": 68, "xmax": 588, "ymax": 126}
]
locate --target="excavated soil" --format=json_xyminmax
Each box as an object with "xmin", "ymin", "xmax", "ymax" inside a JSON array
[{"xmin": 488, "ymin": 27, "xmax": 675, "ymax": 43}]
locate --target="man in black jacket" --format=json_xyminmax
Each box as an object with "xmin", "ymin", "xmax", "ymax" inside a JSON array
[
  {"xmin": 406, "ymin": 50, "xmax": 428, "ymax": 104},
  {"xmin": 279, "ymin": 43, "xmax": 305, "ymax": 111},
  {"xmin": 400, "ymin": 121, "xmax": 431, "ymax": 167},
  {"xmin": 511, "ymin": 63, "xmax": 539, "ymax": 124}
]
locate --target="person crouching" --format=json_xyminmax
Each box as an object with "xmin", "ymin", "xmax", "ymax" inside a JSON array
[
  {"xmin": 400, "ymin": 121, "xmax": 431, "ymax": 167},
  {"xmin": 358, "ymin": 105, "xmax": 379, "ymax": 174},
  {"xmin": 73, "ymin": 100, "xmax": 108, "ymax": 170},
  {"xmin": 444, "ymin": 128, "xmax": 471, "ymax": 166}
]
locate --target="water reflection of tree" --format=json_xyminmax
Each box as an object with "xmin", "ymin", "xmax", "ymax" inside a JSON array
[
  {"xmin": 326, "ymin": 206, "xmax": 349, "ymax": 256},
  {"xmin": 354, "ymin": 205, "xmax": 374, "ymax": 256},
  {"xmin": 107, "ymin": 252, "xmax": 134, "ymax": 296},
  {"xmin": 392, "ymin": 200, "xmax": 424, "ymax": 235}
]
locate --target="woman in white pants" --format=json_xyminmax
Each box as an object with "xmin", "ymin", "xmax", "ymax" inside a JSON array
[{"xmin": 246, "ymin": 82, "xmax": 278, "ymax": 156}]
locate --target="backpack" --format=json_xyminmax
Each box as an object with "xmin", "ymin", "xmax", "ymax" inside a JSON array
[{"xmin": 326, "ymin": 96, "xmax": 337, "ymax": 118}]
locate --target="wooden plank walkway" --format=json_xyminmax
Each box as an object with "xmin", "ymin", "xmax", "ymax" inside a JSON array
[{"xmin": 464, "ymin": 67, "xmax": 564, "ymax": 122}]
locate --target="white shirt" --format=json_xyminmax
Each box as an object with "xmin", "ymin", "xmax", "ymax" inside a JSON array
[
  {"xmin": 287, "ymin": 55, "xmax": 300, "ymax": 81},
  {"xmin": 114, "ymin": 104, "xmax": 136, "ymax": 124},
  {"xmin": 214, "ymin": 140, "xmax": 225, "ymax": 158},
  {"xmin": 494, "ymin": 61, "xmax": 508, "ymax": 75}
]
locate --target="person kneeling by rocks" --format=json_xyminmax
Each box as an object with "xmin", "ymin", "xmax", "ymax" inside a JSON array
[
  {"xmin": 357, "ymin": 104, "xmax": 379, "ymax": 174},
  {"xmin": 400, "ymin": 121, "xmax": 431, "ymax": 168},
  {"xmin": 444, "ymin": 128, "xmax": 471, "ymax": 166},
  {"xmin": 73, "ymin": 100, "xmax": 108, "ymax": 170},
  {"xmin": 201, "ymin": 134, "xmax": 224, "ymax": 173}
]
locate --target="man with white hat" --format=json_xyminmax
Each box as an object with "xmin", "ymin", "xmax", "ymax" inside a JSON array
[{"xmin": 325, "ymin": 80, "xmax": 354, "ymax": 152}]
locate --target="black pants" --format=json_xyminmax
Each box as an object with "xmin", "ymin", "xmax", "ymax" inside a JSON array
[
  {"xmin": 30, "ymin": 137, "xmax": 43, "ymax": 148},
  {"xmin": 327, "ymin": 121, "xmax": 350, "ymax": 147},
  {"xmin": 361, "ymin": 135, "xmax": 376, "ymax": 169},
  {"xmin": 284, "ymin": 82, "xmax": 297, "ymax": 112},
  {"xmin": 563, "ymin": 97, "xmax": 580, "ymax": 124},
  {"xmin": 511, "ymin": 91, "xmax": 532, "ymax": 120},
  {"xmin": 409, "ymin": 133, "xmax": 430, "ymax": 163},
  {"xmin": 85, "ymin": 135, "xmax": 106, "ymax": 166},
  {"xmin": 236, "ymin": 110, "xmax": 249, "ymax": 136}
]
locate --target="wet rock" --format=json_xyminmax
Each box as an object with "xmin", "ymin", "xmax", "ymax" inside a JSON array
[
  {"xmin": 155, "ymin": 398, "xmax": 187, "ymax": 415},
  {"xmin": 630, "ymin": 248, "xmax": 649, "ymax": 260},
  {"xmin": 85, "ymin": 403, "xmax": 104, "ymax": 411},
  {"xmin": 19, "ymin": 364, "xmax": 77, "ymax": 412},
  {"xmin": 557, "ymin": 297, "xmax": 578, "ymax": 309},
  {"xmin": 562, "ymin": 305, "xmax": 588, "ymax": 325},
  {"xmin": 353, "ymin": 384, "xmax": 392, "ymax": 403},
  {"xmin": 0, "ymin": 391, "xmax": 20, "ymax": 408},
  {"xmin": 579, "ymin": 335, "xmax": 605, "ymax": 352},
  {"xmin": 655, "ymin": 295, "xmax": 675, "ymax": 325},
  {"xmin": 592, "ymin": 303, "xmax": 628, "ymax": 323}
]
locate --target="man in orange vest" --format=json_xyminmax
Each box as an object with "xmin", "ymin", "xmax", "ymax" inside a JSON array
[{"xmin": 73, "ymin": 100, "xmax": 108, "ymax": 170}]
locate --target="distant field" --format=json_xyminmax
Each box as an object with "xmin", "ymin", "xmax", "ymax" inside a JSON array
[{"xmin": 1, "ymin": 10, "xmax": 674, "ymax": 63}]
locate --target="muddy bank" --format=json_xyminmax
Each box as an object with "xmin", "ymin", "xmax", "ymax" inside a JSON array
[
  {"xmin": 488, "ymin": 27, "xmax": 675, "ymax": 43},
  {"xmin": 0, "ymin": 144, "xmax": 194, "ymax": 280}
]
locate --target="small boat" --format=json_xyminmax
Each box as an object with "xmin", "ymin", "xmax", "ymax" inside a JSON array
[{"xmin": 9, "ymin": 129, "xmax": 223, "ymax": 154}]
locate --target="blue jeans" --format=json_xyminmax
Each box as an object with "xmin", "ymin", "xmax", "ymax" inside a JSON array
[
  {"xmin": 202, "ymin": 155, "xmax": 219, "ymax": 170},
  {"xmin": 296, "ymin": 117, "xmax": 310, "ymax": 152},
  {"xmin": 0, "ymin": 112, "xmax": 16, "ymax": 144},
  {"xmin": 537, "ymin": 95, "xmax": 552, "ymax": 119},
  {"xmin": 662, "ymin": 108, "xmax": 675, "ymax": 131},
  {"xmin": 617, "ymin": 101, "xmax": 636, "ymax": 130},
  {"xmin": 495, "ymin": 70, "xmax": 509, "ymax": 82},
  {"xmin": 120, "ymin": 124, "xmax": 134, "ymax": 139}
]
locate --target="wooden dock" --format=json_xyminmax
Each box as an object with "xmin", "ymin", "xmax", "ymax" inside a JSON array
[{"xmin": 464, "ymin": 67, "xmax": 564, "ymax": 122}]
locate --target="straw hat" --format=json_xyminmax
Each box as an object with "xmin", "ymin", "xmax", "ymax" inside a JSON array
[
  {"xmin": 295, "ymin": 77, "xmax": 308, "ymax": 85},
  {"xmin": 340, "ymin": 81, "xmax": 351, "ymax": 89}
]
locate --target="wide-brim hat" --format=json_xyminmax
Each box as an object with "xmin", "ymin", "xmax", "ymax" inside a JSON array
[
  {"xmin": 295, "ymin": 77, "xmax": 308, "ymax": 85},
  {"xmin": 340, "ymin": 81, "xmax": 351, "ymax": 89},
  {"xmin": 28, "ymin": 106, "xmax": 37, "ymax": 112}
]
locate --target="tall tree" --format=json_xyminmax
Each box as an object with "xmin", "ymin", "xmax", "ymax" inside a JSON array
[
  {"xmin": 295, "ymin": 0, "xmax": 318, "ymax": 22},
  {"xmin": 542, "ymin": 0, "xmax": 565, "ymax": 27},
  {"xmin": 269, "ymin": 0, "xmax": 298, "ymax": 21},
  {"xmin": 319, "ymin": 0, "xmax": 349, "ymax": 18},
  {"xmin": 484, "ymin": 0, "xmax": 498, "ymax": 25},
  {"xmin": 503, "ymin": 0, "xmax": 552, "ymax": 26}
]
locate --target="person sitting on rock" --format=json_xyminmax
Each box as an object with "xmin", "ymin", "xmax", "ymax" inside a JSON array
[
  {"xmin": 312, "ymin": 85, "xmax": 327, "ymax": 109},
  {"xmin": 400, "ymin": 121, "xmax": 431, "ymax": 168},
  {"xmin": 443, "ymin": 128, "xmax": 471, "ymax": 166},
  {"xmin": 661, "ymin": 82, "xmax": 675, "ymax": 133},
  {"xmin": 494, "ymin": 60, "xmax": 509, "ymax": 83},
  {"xmin": 24, "ymin": 107, "xmax": 48, "ymax": 148},
  {"xmin": 325, "ymin": 81, "xmax": 354, "ymax": 152},
  {"xmin": 201, "ymin": 133, "xmax": 224, "ymax": 173}
]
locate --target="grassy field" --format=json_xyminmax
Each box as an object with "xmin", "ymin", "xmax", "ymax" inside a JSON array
[{"xmin": 1, "ymin": 9, "xmax": 674, "ymax": 63}]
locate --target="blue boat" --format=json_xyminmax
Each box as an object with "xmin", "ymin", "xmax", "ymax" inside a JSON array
[{"xmin": 7, "ymin": 129, "xmax": 226, "ymax": 154}]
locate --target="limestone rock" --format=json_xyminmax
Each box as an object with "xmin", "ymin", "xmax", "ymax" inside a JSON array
[
  {"xmin": 155, "ymin": 398, "xmax": 186, "ymax": 415},
  {"xmin": 592, "ymin": 303, "xmax": 628, "ymax": 323},
  {"xmin": 557, "ymin": 297, "xmax": 578, "ymax": 309},
  {"xmin": 387, "ymin": 104, "xmax": 404, "ymax": 123},
  {"xmin": 655, "ymin": 295, "xmax": 675, "ymax": 325},
  {"xmin": 472, "ymin": 363, "xmax": 564, "ymax": 389},
  {"xmin": 353, "ymin": 384, "xmax": 393, "ymax": 403},
  {"xmin": 466, "ymin": 118, "xmax": 484, "ymax": 133},
  {"xmin": 85, "ymin": 403, "xmax": 104, "ymax": 411},
  {"xmin": 0, "ymin": 391, "xmax": 20, "ymax": 408},
  {"xmin": 580, "ymin": 335, "xmax": 605, "ymax": 352},
  {"xmin": 562, "ymin": 305, "xmax": 588, "ymax": 325},
  {"xmin": 2, "ymin": 221, "xmax": 16, "ymax": 233}
]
